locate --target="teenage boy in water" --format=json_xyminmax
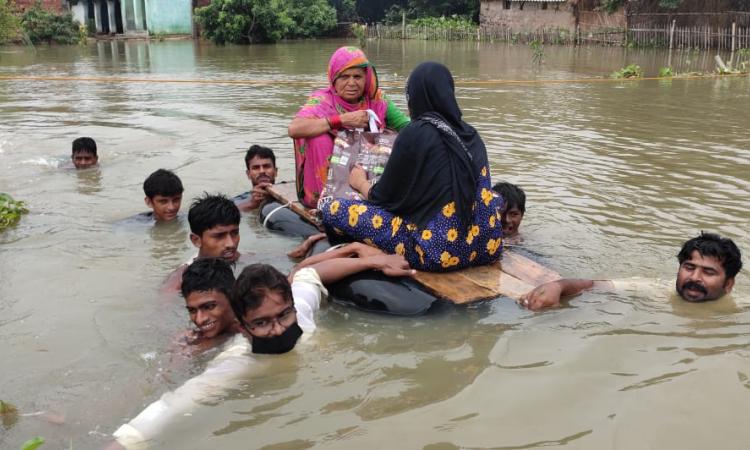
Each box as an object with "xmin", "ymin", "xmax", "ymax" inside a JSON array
[
  {"xmin": 179, "ymin": 258, "xmax": 242, "ymax": 351},
  {"xmin": 491, "ymin": 181, "xmax": 525, "ymax": 241},
  {"xmin": 236, "ymin": 144, "xmax": 278, "ymax": 211},
  {"xmin": 520, "ymin": 232, "xmax": 742, "ymax": 310},
  {"xmin": 162, "ymin": 193, "xmax": 243, "ymax": 292},
  {"xmin": 110, "ymin": 245, "xmax": 414, "ymax": 449},
  {"xmin": 142, "ymin": 169, "xmax": 184, "ymax": 222},
  {"xmin": 71, "ymin": 137, "xmax": 98, "ymax": 169}
]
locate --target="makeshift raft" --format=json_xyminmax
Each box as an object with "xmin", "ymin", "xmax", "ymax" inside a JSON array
[{"xmin": 266, "ymin": 184, "xmax": 560, "ymax": 305}]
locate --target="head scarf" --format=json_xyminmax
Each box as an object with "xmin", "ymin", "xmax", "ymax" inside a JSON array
[
  {"xmin": 293, "ymin": 47, "xmax": 388, "ymax": 207},
  {"xmin": 392, "ymin": 61, "xmax": 485, "ymax": 228}
]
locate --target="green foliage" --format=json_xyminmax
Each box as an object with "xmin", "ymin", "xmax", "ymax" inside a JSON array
[
  {"xmin": 530, "ymin": 39, "xmax": 544, "ymax": 64},
  {"xmin": 21, "ymin": 2, "xmax": 79, "ymax": 45},
  {"xmin": 658, "ymin": 0, "xmax": 683, "ymax": 8},
  {"xmin": 351, "ymin": 22, "xmax": 366, "ymax": 47},
  {"xmin": 1, "ymin": 399, "xmax": 19, "ymax": 429},
  {"xmin": 611, "ymin": 64, "xmax": 643, "ymax": 79},
  {"xmin": 20, "ymin": 437, "xmax": 45, "ymax": 450},
  {"xmin": 285, "ymin": 0, "xmax": 336, "ymax": 38},
  {"xmin": 0, "ymin": 193, "xmax": 29, "ymax": 230},
  {"xmin": 331, "ymin": 0, "xmax": 357, "ymax": 22},
  {"xmin": 600, "ymin": 0, "xmax": 625, "ymax": 14},
  {"xmin": 658, "ymin": 66, "xmax": 673, "ymax": 77},
  {"xmin": 195, "ymin": 0, "xmax": 336, "ymax": 44},
  {"xmin": 0, "ymin": 0, "xmax": 20, "ymax": 44}
]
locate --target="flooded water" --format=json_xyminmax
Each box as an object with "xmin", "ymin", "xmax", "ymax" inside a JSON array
[{"xmin": 1, "ymin": 39, "xmax": 749, "ymax": 449}]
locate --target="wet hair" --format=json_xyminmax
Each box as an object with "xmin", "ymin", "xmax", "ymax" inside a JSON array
[
  {"xmin": 492, "ymin": 182, "xmax": 526, "ymax": 213},
  {"xmin": 677, "ymin": 232, "xmax": 743, "ymax": 279},
  {"xmin": 72, "ymin": 137, "xmax": 97, "ymax": 156},
  {"xmin": 244, "ymin": 145, "xmax": 276, "ymax": 170},
  {"xmin": 230, "ymin": 264, "xmax": 292, "ymax": 322},
  {"xmin": 143, "ymin": 169, "xmax": 184, "ymax": 199},
  {"xmin": 181, "ymin": 257, "xmax": 235, "ymax": 299},
  {"xmin": 187, "ymin": 193, "xmax": 241, "ymax": 236}
]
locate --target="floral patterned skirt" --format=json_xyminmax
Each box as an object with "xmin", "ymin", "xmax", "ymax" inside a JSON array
[{"xmin": 320, "ymin": 173, "xmax": 504, "ymax": 272}]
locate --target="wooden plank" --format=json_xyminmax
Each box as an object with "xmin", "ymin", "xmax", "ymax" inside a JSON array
[
  {"xmin": 413, "ymin": 250, "xmax": 561, "ymax": 304},
  {"xmin": 265, "ymin": 183, "xmax": 322, "ymax": 228},
  {"xmin": 500, "ymin": 251, "xmax": 561, "ymax": 286}
]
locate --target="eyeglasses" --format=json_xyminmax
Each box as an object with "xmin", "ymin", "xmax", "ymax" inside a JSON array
[{"xmin": 246, "ymin": 306, "xmax": 297, "ymax": 334}]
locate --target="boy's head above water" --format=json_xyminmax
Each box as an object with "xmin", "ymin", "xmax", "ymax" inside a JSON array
[
  {"xmin": 181, "ymin": 257, "xmax": 237, "ymax": 340},
  {"xmin": 230, "ymin": 263, "xmax": 301, "ymax": 354},
  {"xmin": 71, "ymin": 137, "xmax": 98, "ymax": 169},
  {"xmin": 188, "ymin": 193, "xmax": 241, "ymax": 263},
  {"xmin": 491, "ymin": 182, "xmax": 526, "ymax": 237},
  {"xmin": 143, "ymin": 169, "xmax": 184, "ymax": 222}
]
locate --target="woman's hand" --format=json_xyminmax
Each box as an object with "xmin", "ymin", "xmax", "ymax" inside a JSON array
[
  {"xmin": 349, "ymin": 165, "xmax": 370, "ymax": 198},
  {"xmin": 339, "ymin": 110, "xmax": 370, "ymax": 129}
]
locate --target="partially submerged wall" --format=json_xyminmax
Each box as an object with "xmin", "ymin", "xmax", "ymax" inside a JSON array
[
  {"xmin": 481, "ymin": 1, "xmax": 576, "ymax": 31},
  {"xmin": 144, "ymin": 0, "xmax": 192, "ymax": 35}
]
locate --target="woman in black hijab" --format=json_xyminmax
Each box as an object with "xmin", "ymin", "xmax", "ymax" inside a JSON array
[{"xmin": 320, "ymin": 62, "xmax": 504, "ymax": 272}]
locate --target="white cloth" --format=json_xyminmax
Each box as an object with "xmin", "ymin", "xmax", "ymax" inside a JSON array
[{"xmin": 113, "ymin": 268, "xmax": 327, "ymax": 449}]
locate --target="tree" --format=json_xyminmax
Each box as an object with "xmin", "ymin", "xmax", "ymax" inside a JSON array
[
  {"xmin": 286, "ymin": 0, "xmax": 337, "ymax": 38},
  {"xmin": 0, "ymin": 0, "xmax": 20, "ymax": 44},
  {"xmin": 195, "ymin": 0, "xmax": 337, "ymax": 44},
  {"xmin": 21, "ymin": 2, "xmax": 79, "ymax": 44}
]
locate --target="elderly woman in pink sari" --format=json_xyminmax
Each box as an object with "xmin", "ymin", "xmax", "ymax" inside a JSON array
[{"xmin": 288, "ymin": 46, "xmax": 410, "ymax": 208}]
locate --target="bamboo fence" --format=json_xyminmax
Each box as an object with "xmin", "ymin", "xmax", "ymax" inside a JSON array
[{"xmin": 365, "ymin": 22, "xmax": 750, "ymax": 51}]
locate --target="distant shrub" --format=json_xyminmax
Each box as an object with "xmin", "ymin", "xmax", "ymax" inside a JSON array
[
  {"xmin": 0, "ymin": 0, "xmax": 20, "ymax": 44},
  {"xmin": 21, "ymin": 2, "xmax": 79, "ymax": 45},
  {"xmin": 611, "ymin": 63, "xmax": 643, "ymax": 79}
]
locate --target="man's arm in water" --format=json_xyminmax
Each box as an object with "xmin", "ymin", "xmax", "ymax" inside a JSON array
[{"xmin": 519, "ymin": 279, "xmax": 615, "ymax": 310}]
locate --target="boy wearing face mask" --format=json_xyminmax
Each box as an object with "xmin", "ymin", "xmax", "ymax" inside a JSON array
[{"xmin": 109, "ymin": 244, "xmax": 414, "ymax": 449}]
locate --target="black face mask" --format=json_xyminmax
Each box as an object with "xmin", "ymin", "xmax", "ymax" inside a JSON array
[{"xmin": 251, "ymin": 322, "xmax": 303, "ymax": 354}]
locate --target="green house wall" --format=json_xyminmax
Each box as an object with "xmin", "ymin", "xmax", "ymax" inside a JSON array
[{"xmin": 145, "ymin": 0, "xmax": 192, "ymax": 35}]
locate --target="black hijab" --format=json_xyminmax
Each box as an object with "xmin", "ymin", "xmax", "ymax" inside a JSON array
[{"xmin": 369, "ymin": 62, "xmax": 488, "ymax": 229}]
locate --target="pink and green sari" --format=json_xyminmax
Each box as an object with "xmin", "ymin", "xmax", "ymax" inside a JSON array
[{"xmin": 294, "ymin": 46, "xmax": 388, "ymax": 208}]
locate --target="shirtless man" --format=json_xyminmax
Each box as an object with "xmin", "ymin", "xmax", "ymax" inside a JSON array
[{"xmin": 520, "ymin": 232, "xmax": 742, "ymax": 310}]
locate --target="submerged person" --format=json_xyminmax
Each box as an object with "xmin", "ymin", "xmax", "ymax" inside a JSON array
[
  {"xmin": 320, "ymin": 62, "xmax": 504, "ymax": 272},
  {"xmin": 179, "ymin": 258, "xmax": 242, "ymax": 352},
  {"xmin": 520, "ymin": 232, "xmax": 743, "ymax": 310},
  {"xmin": 109, "ymin": 247, "xmax": 413, "ymax": 449},
  {"xmin": 71, "ymin": 137, "xmax": 98, "ymax": 169},
  {"xmin": 234, "ymin": 145, "xmax": 320, "ymax": 239},
  {"xmin": 141, "ymin": 169, "xmax": 184, "ymax": 223},
  {"xmin": 287, "ymin": 46, "xmax": 410, "ymax": 208},
  {"xmin": 491, "ymin": 181, "xmax": 525, "ymax": 242},
  {"xmin": 235, "ymin": 145, "xmax": 278, "ymax": 212},
  {"xmin": 163, "ymin": 194, "xmax": 245, "ymax": 293}
]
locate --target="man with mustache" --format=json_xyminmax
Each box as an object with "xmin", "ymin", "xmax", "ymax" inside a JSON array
[
  {"xmin": 520, "ymin": 232, "xmax": 742, "ymax": 310},
  {"xmin": 236, "ymin": 144, "xmax": 321, "ymax": 239},
  {"xmin": 236, "ymin": 145, "xmax": 278, "ymax": 212}
]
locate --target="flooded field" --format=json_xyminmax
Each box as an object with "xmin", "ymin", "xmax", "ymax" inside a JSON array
[{"xmin": 1, "ymin": 39, "xmax": 749, "ymax": 449}]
